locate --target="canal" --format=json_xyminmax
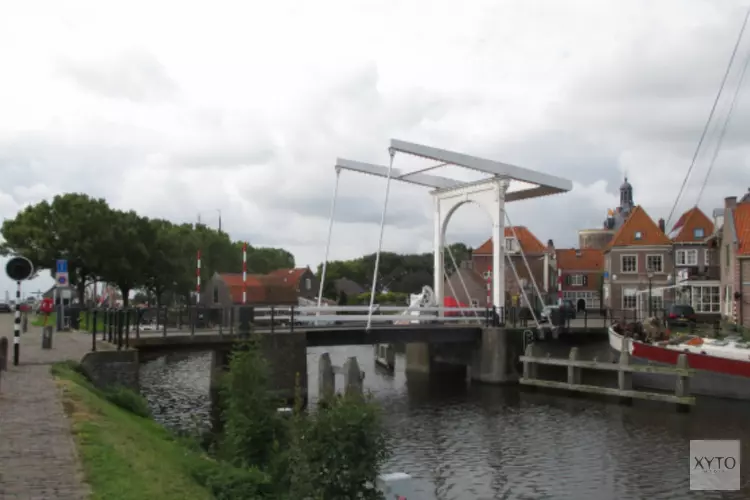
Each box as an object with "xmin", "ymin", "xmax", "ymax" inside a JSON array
[{"xmin": 140, "ymin": 341, "xmax": 749, "ymax": 500}]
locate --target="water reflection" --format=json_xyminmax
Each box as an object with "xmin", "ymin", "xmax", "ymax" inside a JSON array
[{"xmin": 139, "ymin": 343, "xmax": 750, "ymax": 500}]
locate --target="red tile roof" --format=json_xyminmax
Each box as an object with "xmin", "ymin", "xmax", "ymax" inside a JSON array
[
  {"xmin": 734, "ymin": 203, "xmax": 750, "ymax": 256},
  {"xmin": 474, "ymin": 227, "xmax": 546, "ymax": 255},
  {"xmin": 556, "ymin": 249, "xmax": 604, "ymax": 271},
  {"xmin": 607, "ymin": 206, "xmax": 671, "ymax": 248},
  {"xmin": 669, "ymin": 207, "xmax": 714, "ymax": 243},
  {"xmin": 268, "ymin": 267, "xmax": 310, "ymax": 284},
  {"xmin": 218, "ymin": 273, "xmax": 297, "ymax": 304}
]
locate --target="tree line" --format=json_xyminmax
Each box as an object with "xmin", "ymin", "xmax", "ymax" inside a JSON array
[
  {"xmin": 317, "ymin": 243, "xmax": 472, "ymax": 299},
  {"xmin": 0, "ymin": 193, "xmax": 294, "ymax": 306}
]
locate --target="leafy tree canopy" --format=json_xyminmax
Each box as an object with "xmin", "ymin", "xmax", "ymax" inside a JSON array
[
  {"xmin": 0, "ymin": 193, "xmax": 295, "ymax": 305},
  {"xmin": 316, "ymin": 242, "xmax": 472, "ymax": 298}
]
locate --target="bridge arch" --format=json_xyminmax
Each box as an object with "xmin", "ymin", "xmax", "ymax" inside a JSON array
[{"xmin": 433, "ymin": 179, "xmax": 509, "ymax": 313}]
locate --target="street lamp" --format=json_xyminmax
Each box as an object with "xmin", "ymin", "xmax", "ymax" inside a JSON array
[{"xmin": 647, "ymin": 272, "xmax": 654, "ymax": 317}]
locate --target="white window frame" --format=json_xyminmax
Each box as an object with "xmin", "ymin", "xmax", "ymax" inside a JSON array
[
  {"xmin": 704, "ymin": 249, "xmax": 711, "ymax": 266},
  {"xmin": 693, "ymin": 228, "xmax": 705, "ymax": 239},
  {"xmin": 622, "ymin": 287, "xmax": 637, "ymax": 310},
  {"xmin": 634, "ymin": 231, "xmax": 643, "ymax": 240},
  {"xmin": 305, "ymin": 277, "xmax": 312, "ymax": 290},
  {"xmin": 621, "ymin": 254, "xmax": 637, "ymax": 274},
  {"xmin": 676, "ymin": 249, "xmax": 698, "ymax": 266},
  {"xmin": 692, "ymin": 285, "xmax": 720, "ymax": 313},
  {"xmin": 470, "ymin": 298, "xmax": 479, "ymax": 308},
  {"xmin": 646, "ymin": 254, "xmax": 663, "ymax": 273},
  {"xmin": 571, "ymin": 274, "xmax": 583, "ymax": 286}
]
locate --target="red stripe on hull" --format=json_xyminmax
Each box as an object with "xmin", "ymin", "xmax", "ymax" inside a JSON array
[{"xmin": 631, "ymin": 342, "xmax": 750, "ymax": 378}]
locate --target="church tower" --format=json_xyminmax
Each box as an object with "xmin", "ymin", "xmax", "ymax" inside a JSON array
[{"xmin": 619, "ymin": 177, "xmax": 634, "ymax": 214}]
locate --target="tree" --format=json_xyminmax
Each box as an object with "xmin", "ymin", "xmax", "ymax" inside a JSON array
[
  {"xmin": 98, "ymin": 210, "xmax": 151, "ymax": 307},
  {"xmin": 141, "ymin": 219, "xmax": 185, "ymax": 307},
  {"xmin": 0, "ymin": 193, "xmax": 117, "ymax": 303}
]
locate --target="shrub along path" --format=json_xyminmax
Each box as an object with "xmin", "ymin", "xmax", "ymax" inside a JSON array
[{"xmin": 0, "ymin": 315, "xmax": 97, "ymax": 499}]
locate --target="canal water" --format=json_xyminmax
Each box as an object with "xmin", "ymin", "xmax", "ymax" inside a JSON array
[{"xmin": 139, "ymin": 341, "xmax": 750, "ymax": 500}]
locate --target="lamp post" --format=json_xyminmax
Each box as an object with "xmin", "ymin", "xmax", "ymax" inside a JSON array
[{"xmin": 647, "ymin": 272, "xmax": 654, "ymax": 317}]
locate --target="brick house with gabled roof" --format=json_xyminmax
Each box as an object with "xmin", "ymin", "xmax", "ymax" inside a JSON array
[
  {"xmin": 201, "ymin": 272, "xmax": 298, "ymax": 308},
  {"xmin": 462, "ymin": 226, "xmax": 556, "ymax": 308},
  {"xmin": 556, "ymin": 248, "xmax": 604, "ymax": 312},
  {"xmin": 668, "ymin": 206, "xmax": 721, "ymax": 319},
  {"xmin": 267, "ymin": 267, "xmax": 319, "ymax": 300},
  {"xmin": 602, "ymin": 205, "xmax": 673, "ymax": 318},
  {"xmin": 715, "ymin": 192, "xmax": 750, "ymax": 328}
]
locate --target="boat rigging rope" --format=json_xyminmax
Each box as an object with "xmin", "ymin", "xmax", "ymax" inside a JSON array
[
  {"xmin": 695, "ymin": 38, "xmax": 750, "ymax": 207},
  {"xmin": 367, "ymin": 148, "xmax": 396, "ymax": 330},
  {"xmin": 665, "ymin": 7, "xmax": 750, "ymax": 228}
]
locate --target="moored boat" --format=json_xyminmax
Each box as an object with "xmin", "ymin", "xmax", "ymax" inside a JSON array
[{"xmin": 609, "ymin": 326, "xmax": 750, "ymax": 400}]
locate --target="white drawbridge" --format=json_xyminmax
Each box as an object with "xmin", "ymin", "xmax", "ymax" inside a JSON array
[{"xmin": 316, "ymin": 139, "xmax": 572, "ymax": 330}]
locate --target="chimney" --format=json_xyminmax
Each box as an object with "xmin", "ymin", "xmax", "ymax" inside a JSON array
[
  {"xmin": 726, "ymin": 196, "xmax": 737, "ymax": 210},
  {"xmin": 658, "ymin": 218, "xmax": 665, "ymax": 233}
]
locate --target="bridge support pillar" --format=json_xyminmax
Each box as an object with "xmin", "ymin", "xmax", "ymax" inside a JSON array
[
  {"xmin": 405, "ymin": 343, "xmax": 462, "ymax": 375},
  {"xmin": 470, "ymin": 327, "xmax": 517, "ymax": 384}
]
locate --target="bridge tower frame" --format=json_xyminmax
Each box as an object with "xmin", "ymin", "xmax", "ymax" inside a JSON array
[{"xmin": 320, "ymin": 139, "xmax": 573, "ymax": 323}]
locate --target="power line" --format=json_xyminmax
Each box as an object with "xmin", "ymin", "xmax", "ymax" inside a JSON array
[
  {"xmin": 695, "ymin": 39, "xmax": 750, "ymax": 206},
  {"xmin": 665, "ymin": 6, "xmax": 750, "ymax": 228}
]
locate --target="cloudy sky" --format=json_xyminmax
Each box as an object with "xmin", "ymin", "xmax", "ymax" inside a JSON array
[{"xmin": 2, "ymin": 0, "xmax": 750, "ymax": 298}]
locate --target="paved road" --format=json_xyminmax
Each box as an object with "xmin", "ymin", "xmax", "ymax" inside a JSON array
[{"xmin": 0, "ymin": 313, "xmax": 92, "ymax": 499}]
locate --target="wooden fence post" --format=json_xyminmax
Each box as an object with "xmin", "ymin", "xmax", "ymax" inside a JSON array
[
  {"xmin": 618, "ymin": 336, "xmax": 632, "ymax": 404},
  {"xmin": 675, "ymin": 353, "xmax": 691, "ymax": 412},
  {"xmin": 567, "ymin": 347, "xmax": 581, "ymax": 385},
  {"xmin": 343, "ymin": 356, "xmax": 364, "ymax": 398},
  {"xmin": 318, "ymin": 352, "xmax": 335, "ymax": 401}
]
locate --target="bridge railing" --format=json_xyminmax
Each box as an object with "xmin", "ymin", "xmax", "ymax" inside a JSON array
[{"xmin": 77, "ymin": 305, "xmax": 679, "ymax": 351}]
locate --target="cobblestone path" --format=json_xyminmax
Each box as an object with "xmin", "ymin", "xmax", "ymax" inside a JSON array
[{"xmin": 0, "ymin": 315, "xmax": 93, "ymax": 500}]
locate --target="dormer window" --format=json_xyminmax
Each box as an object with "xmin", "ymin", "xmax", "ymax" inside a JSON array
[
  {"xmin": 694, "ymin": 228, "xmax": 705, "ymax": 239},
  {"xmin": 634, "ymin": 231, "xmax": 643, "ymax": 240},
  {"xmin": 505, "ymin": 237, "xmax": 518, "ymax": 252}
]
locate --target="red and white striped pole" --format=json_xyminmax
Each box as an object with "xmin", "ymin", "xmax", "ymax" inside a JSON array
[
  {"xmin": 242, "ymin": 242, "xmax": 247, "ymax": 304},
  {"xmin": 196, "ymin": 250, "xmax": 201, "ymax": 304},
  {"xmin": 557, "ymin": 268, "xmax": 563, "ymax": 305}
]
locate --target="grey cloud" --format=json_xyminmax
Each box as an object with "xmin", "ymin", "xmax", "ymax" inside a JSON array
[{"xmin": 57, "ymin": 50, "xmax": 178, "ymax": 102}]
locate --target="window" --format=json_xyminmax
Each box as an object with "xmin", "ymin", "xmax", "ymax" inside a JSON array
[
  {"xmin": 704, "ymin": 249, "xmax": 712, "ymax": 266},
  {"xmin": 623, "ymin": 287, "xmax": 637, "ymax": 309},
  {"xmin": 470, "ymin": 298, "xmax": 479, "ymax": 308},
  {"xmin": 621, "ymin": 255, "xmax": 637, "ymax": 273},
  {"xmin": 213, "ymin": 287, "xmax": 219, "ymax": 304},
  {"xmin": 304, "ymin": 278, "xmax": 312, "ymax": 290},
  {"xmin": 646, "ymin": 254, "xmax": 663, "ymax": 273},
  {"xmin": 676, "ymin": 249, "xmax": 698, "ymax": 266},
  {"xmin": 725, "ymin": 244, "xmax": 730, "ymax": 268},
  {"xmin": 505, "ymin": 237, "xmax": 518, "ymax": 252},
  {"xmin": 571, "ymin": 275, "xmax": 583, "ymax": 286},
  {"xmin": 692, "ymin": 285, "xmax": 720, "ymax": 313},
  {"xmin": 694, "ymin": 228, "xmax": 705, "ymax": 239},
  {"xmin": 634, "ymin": 231, "xmax": 643, "ymax": 240}
]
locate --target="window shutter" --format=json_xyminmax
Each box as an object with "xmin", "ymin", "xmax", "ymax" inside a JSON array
[
  {"xmin": 583, "ymin": 275, "xmax": 588, "ymax": 286},
  {"xmin": 565, "ymin": 275, "xmax": 571, "ymax": 285}
]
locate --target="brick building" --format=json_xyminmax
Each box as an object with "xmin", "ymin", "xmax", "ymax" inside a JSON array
[
  {"xmin": 556, "ymin": 248, "xmax": 604, "ymax": 311},
  {"xmin": 715, "ymin": 192, "xmax": 750, "ymax": 328}
]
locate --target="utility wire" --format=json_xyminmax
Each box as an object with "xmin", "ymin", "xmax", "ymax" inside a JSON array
[
  {"xmin": 665, "ymin": 7, "xmax": 750, "ymax": 228},
  {"xmin": 695, "ymin": 41, "xmax": 750, "ymax": 206}
]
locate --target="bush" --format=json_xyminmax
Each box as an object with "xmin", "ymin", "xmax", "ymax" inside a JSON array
[
  {"xmin": 186, "ymin": 458, "xmax": 273, "ymax": 500},
  {"xmin": 218, "ymin": 338, "xmax": 287, "ymax": 470},
  {"xmin": 104, "ymin": 387, "xmax": 152, "ymax": 418},
  {"xmin": 286, "ymin": 392, "xmax": 389, "ymax": 500}
]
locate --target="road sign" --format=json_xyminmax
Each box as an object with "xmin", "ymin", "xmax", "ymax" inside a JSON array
[
  {"xmin": 56, "ymin": 259, "xmax": 68, "ymax": 274},
  {"xmin": 56, "ymin": 274, "xmax": 68, "ymax": 286},
  {"xmin": 55, "ymin": 259, "xmax": 69, "ymax": 287},
  {"xmin": 5, "ymin": 256, "xmax": 34, "ymax": 281}
]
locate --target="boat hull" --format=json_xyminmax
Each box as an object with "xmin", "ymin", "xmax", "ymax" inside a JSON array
[{"xmin": 608, "ymin": 328, "xmax": 750, "ymax": 400}]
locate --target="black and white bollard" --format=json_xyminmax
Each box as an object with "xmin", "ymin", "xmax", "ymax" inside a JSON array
[{"xmin": 13, "ymin": 280, "xmax": 20, "ymax": 365}]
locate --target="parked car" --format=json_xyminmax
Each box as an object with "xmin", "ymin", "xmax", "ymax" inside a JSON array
[
  {"xmin": 0, "ymin": 303, "xmax": 11, "ymax": 313},
  {"xmin": 666, "ymin": 304, "xmax": 697, "ymax": 328}
]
